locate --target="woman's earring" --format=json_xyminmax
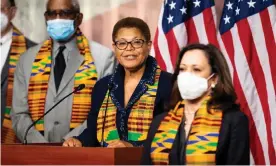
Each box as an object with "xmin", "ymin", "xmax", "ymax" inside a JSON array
[
  {"xmin": 211, "ymin": 84, "xmax": 216, "ymax": 89},
  {"xmin": 210, "ymin": 84, "xmax": 216, "ymax": 96}
]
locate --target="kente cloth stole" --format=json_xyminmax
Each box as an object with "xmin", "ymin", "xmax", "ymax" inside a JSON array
[
  {"xmin": 28, "ymin": 30, "xmax": 97, "ymax": 131},
  {"xmin": 150, "ymin": 98, "xmax": 223, "ymax": 165},
  {"xmin": 2, "ymin": 28, "xmax": 27, "ymax": 143},
  {"xmin": 96, "ymin": 68, "xmax": 161, "ymax": 143}
]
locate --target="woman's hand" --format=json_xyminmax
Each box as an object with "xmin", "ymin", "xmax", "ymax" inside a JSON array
[
  {"xmin": 107, "ymin": 140, "xmax": 133, "ymax": 148},
  {"xmin": 62, "ymin": 137, "xmax": 82, "ymax": 147}
]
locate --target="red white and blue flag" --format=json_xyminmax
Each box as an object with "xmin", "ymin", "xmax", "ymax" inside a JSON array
[
  {"xmin": 152, "ymin": 0, "xmax": 276, "ymax": 164},
  {"xmin": 151, "ymin": 0, "xmax": 219, "ymax": 73},
  {"xmin": 218, "ymin": 0, "xmax": 276, "ymax": 164}
]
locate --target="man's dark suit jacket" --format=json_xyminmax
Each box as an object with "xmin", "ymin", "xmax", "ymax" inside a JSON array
[
  {"xmin": 1, "ymin": 35, "xmax": 36, "ymax": 125},
  {"xmin": 141, "ymin": 106, "xmax": 250, "ymax": 165}
]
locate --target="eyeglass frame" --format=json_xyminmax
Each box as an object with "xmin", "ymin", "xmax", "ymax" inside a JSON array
[
  {"xmin": 114, "ymin": 39, "xmax": 151, "ymax": 50},
  {"xmin": 44, "ymin": 9, "xmax": 79, "ymax": 19}
]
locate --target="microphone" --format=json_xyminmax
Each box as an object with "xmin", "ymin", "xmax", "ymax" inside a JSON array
[
  {"xmin": 23, "ymin": 84, "xmax": 86, "ymax": 145},
  {"xmin": 100, "ymin": 84, "xmax": 112, "ymax": 147}
]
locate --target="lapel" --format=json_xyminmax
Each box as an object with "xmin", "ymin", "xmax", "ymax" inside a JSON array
[
  {"xmin": 124, "ymin": 56, "xmax": 156, "ymax": 111},
  {"xmin": 112, "ymin": 67, "xmax": 125, "ymax": 110},
  {"xmin": 1, "ymin": 50, "xmax": 11, "ymax": 86},
  {"xmin": 56, "ymin": 48, "xmax": 84, "ymax": 96}
]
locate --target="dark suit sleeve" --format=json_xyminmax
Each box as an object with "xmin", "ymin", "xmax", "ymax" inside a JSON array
[
  {"xmin": 141, "ymin": 112, "xmax": 168, "ymax": 165},
  {"xmin": 77, "ymin": 76, "xmax": 109, "ymax": 147},
  {"xmin": 226, "ymin": 111, "xmax": 250, "ymax": 164}
]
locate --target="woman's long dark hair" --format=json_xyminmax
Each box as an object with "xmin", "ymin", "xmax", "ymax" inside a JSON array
[{"xmin": 168, "ymin": 43, "xmax": 239, "ymax": 111}]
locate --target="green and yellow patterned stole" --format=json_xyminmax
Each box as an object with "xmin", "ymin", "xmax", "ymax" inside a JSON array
[
  {"xmin": 28, "ymin": 29, "xmax": 97, "ymax": 131},
  {"xmin": 96, "ymin": 67, "xmax": 161, "ymax": 143},
  {"xmin": 150, "ymin": 98, "xmax": 223, "ymax": 165},
  {"xmin": 2, "ymin": 28, "xmax": 27, "ymax": 143}
]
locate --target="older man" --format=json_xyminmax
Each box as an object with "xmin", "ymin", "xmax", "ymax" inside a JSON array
[
  {"xmin": 1, "ymin": 0, "xmax": 36, "ymax": 143},
  {"xmin": 10, "ymin": 0, "xmax": 116, "ymax": 143}
]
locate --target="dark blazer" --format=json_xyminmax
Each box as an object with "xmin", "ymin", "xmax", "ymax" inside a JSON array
[
  {"xmin": 1, "ymin": 35, "xmax": 36, "ymax": 125},
  {"xmin": 141, "ymin": 107, "xmax": 250, "ymax": 165},
  {"xmin": 77, "ymin": 56, "xmax": 172, "ymax": 147}
]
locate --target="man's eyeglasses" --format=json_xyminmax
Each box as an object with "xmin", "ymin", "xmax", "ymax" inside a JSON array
[
  {"xmin": 114, "ymin": 39, "xmax": 146, "ymax": 50},
  {"xmin": 44, "ymin": 10, "xmax": 78, "ymax": 19}
]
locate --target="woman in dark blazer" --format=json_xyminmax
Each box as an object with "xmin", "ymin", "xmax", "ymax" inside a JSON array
[
  {"xmin": 63, "ymin": 17, "xmax": 172, "ymax": 148},
  {"xmin": 141, "ymin": 44, "xmax": 249, "ymax": 165}
]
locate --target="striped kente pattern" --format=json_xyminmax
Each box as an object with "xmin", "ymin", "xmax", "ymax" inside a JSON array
[
  {"xmin": 97, "ymin": 68, "xmax": 161, "ymax": 143},
  {"xmin": 2, "ymin": 28, "xmax": 27, "ymax": 143},
  {"xmin": 150, "ymin": 98, "xmax": 223, "ymax": 165},
  {"xmin": 28, "ymin": 29, "xmax": 97, "ymax": 131}
]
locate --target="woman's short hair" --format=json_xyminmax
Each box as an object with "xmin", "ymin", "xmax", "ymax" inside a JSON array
[
  {"xmin": 112, "ymin": 17, "xmax": 151, "ymax": 42},
  {"xmin": 169, "ymin": 43, "xmax": 239, "ymax": 111}
]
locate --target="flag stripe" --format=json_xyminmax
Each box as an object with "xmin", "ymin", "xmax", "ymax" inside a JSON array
[
  {"xmin": 259, "ymin": 8, "xmax": 276, "ymax": 97},
  {"xmin": 184, "ymin": 18, "xmax": 199, "ymax": 44},
  {"xmin": 153, "ymin": 28, "xmax": 167, "ymax": 70},
  {"xmin": 158, "ymin": 4, "xmax": 174, "ymax": 73},
  {"xmin": 237, "ymin": 19, "xmax": 275, "ymax": 164},
  {"xmin": 231, "ymin": 24, "xmax": 270, "ymax": 164},
  {"xmin": 203, "ymin": 7, "xmax": 219, "ymax": 47},
  {"xmin": 165, "ymin": 30, "xmax": 180, "ymax": 67},
  {"xmin": 173, "ymin": 23, "xmax": 187, "ymax": 49},
  {"xmin": 193, "ymin": 13, "xmax": 209, "ymax": 44},
  {"xmin": 158, "ymin": 30, "xmax": 174, "ymax": 73},
  {"xmin": 158, "ymin": 29, "xmax": 174, "ymax": 72},
  {"xmin": 221, "ymin": 30, "xmax": 266, "ymax": 164},
  {"xmin": 268, "ymin": 6, "xmax": 276, "ymax": 42},
  {"xmin": 217, "ymin": 35, "xmax": 234, "ymax": 78},
  {"xmin": 250, "ymin": 13, "xmax": 276, "ymax": 161}
]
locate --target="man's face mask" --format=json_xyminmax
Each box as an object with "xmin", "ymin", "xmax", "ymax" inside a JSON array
[{"xmin": 46, "ymin": 19, "xmax": 75, "ymax": 41}]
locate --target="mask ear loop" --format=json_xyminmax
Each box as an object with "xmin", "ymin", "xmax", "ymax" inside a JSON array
[
  {"xmin": 207, "ymin": 73, "xmax": 215, "ymax": 80},
  {"xmin": 207, "ymin": 73, "xmax": 216, "ymax": 96}
]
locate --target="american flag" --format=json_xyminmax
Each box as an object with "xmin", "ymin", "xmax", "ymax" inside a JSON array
[
  {"xmin": 151, "ymin": 0, "xmax": 219, "ymax": 73},
  {"xmin": 152, "ymin": 0, "xmax": 276, "ymax": 164},
  {"xmin": 219, "ymin": 0, "xmax": 276, "ymax": 164}
]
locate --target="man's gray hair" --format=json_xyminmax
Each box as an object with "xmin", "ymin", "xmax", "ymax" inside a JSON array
[{"xmin": 46, "ymin": 0, "xmax": 80, "ymax": 12}]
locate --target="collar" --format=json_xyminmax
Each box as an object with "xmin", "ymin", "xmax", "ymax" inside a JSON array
[
  {"xmin": 0, "ymin": 28, "xmax": 13, "ymax": 44},
  {"xmin": 52, "ymin": 36, "xmax": 78, "ymax": 54}
]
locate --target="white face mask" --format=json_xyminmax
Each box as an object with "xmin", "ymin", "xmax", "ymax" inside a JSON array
[
  {"xmin": 177, "ymin": 72, "xmax": 214, "ymax": 100},
  {"xmin": 0, "ymin": 12, "xmax": 9, "ymax": 32}
]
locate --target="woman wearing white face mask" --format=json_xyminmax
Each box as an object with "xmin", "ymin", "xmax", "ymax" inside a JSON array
[{"xmin": 141, "ymin": 44, "xmax": 250, "ymax": 165}]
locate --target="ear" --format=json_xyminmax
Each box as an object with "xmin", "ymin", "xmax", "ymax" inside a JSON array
[
  {"xmin": 147, "ymin": 41, "xmax": 152, "ymax": 53},
  {"xmin": 147, "ymin": 41, "xmax": 152, "ymax": 48},
  {"xmin": 112, "ymin": 43, "xmax": 116, "ymax": 51},
  {"xmin": 9, "ymin": 6, "xmax": 17, "ymax": 20},
  {"xmin": 76, "ymin": 13, "xmax": 83, "ymax": 27},
  {"xmin": 211, "ymin": 74, "xmax": 218, "ymax": 87}
]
